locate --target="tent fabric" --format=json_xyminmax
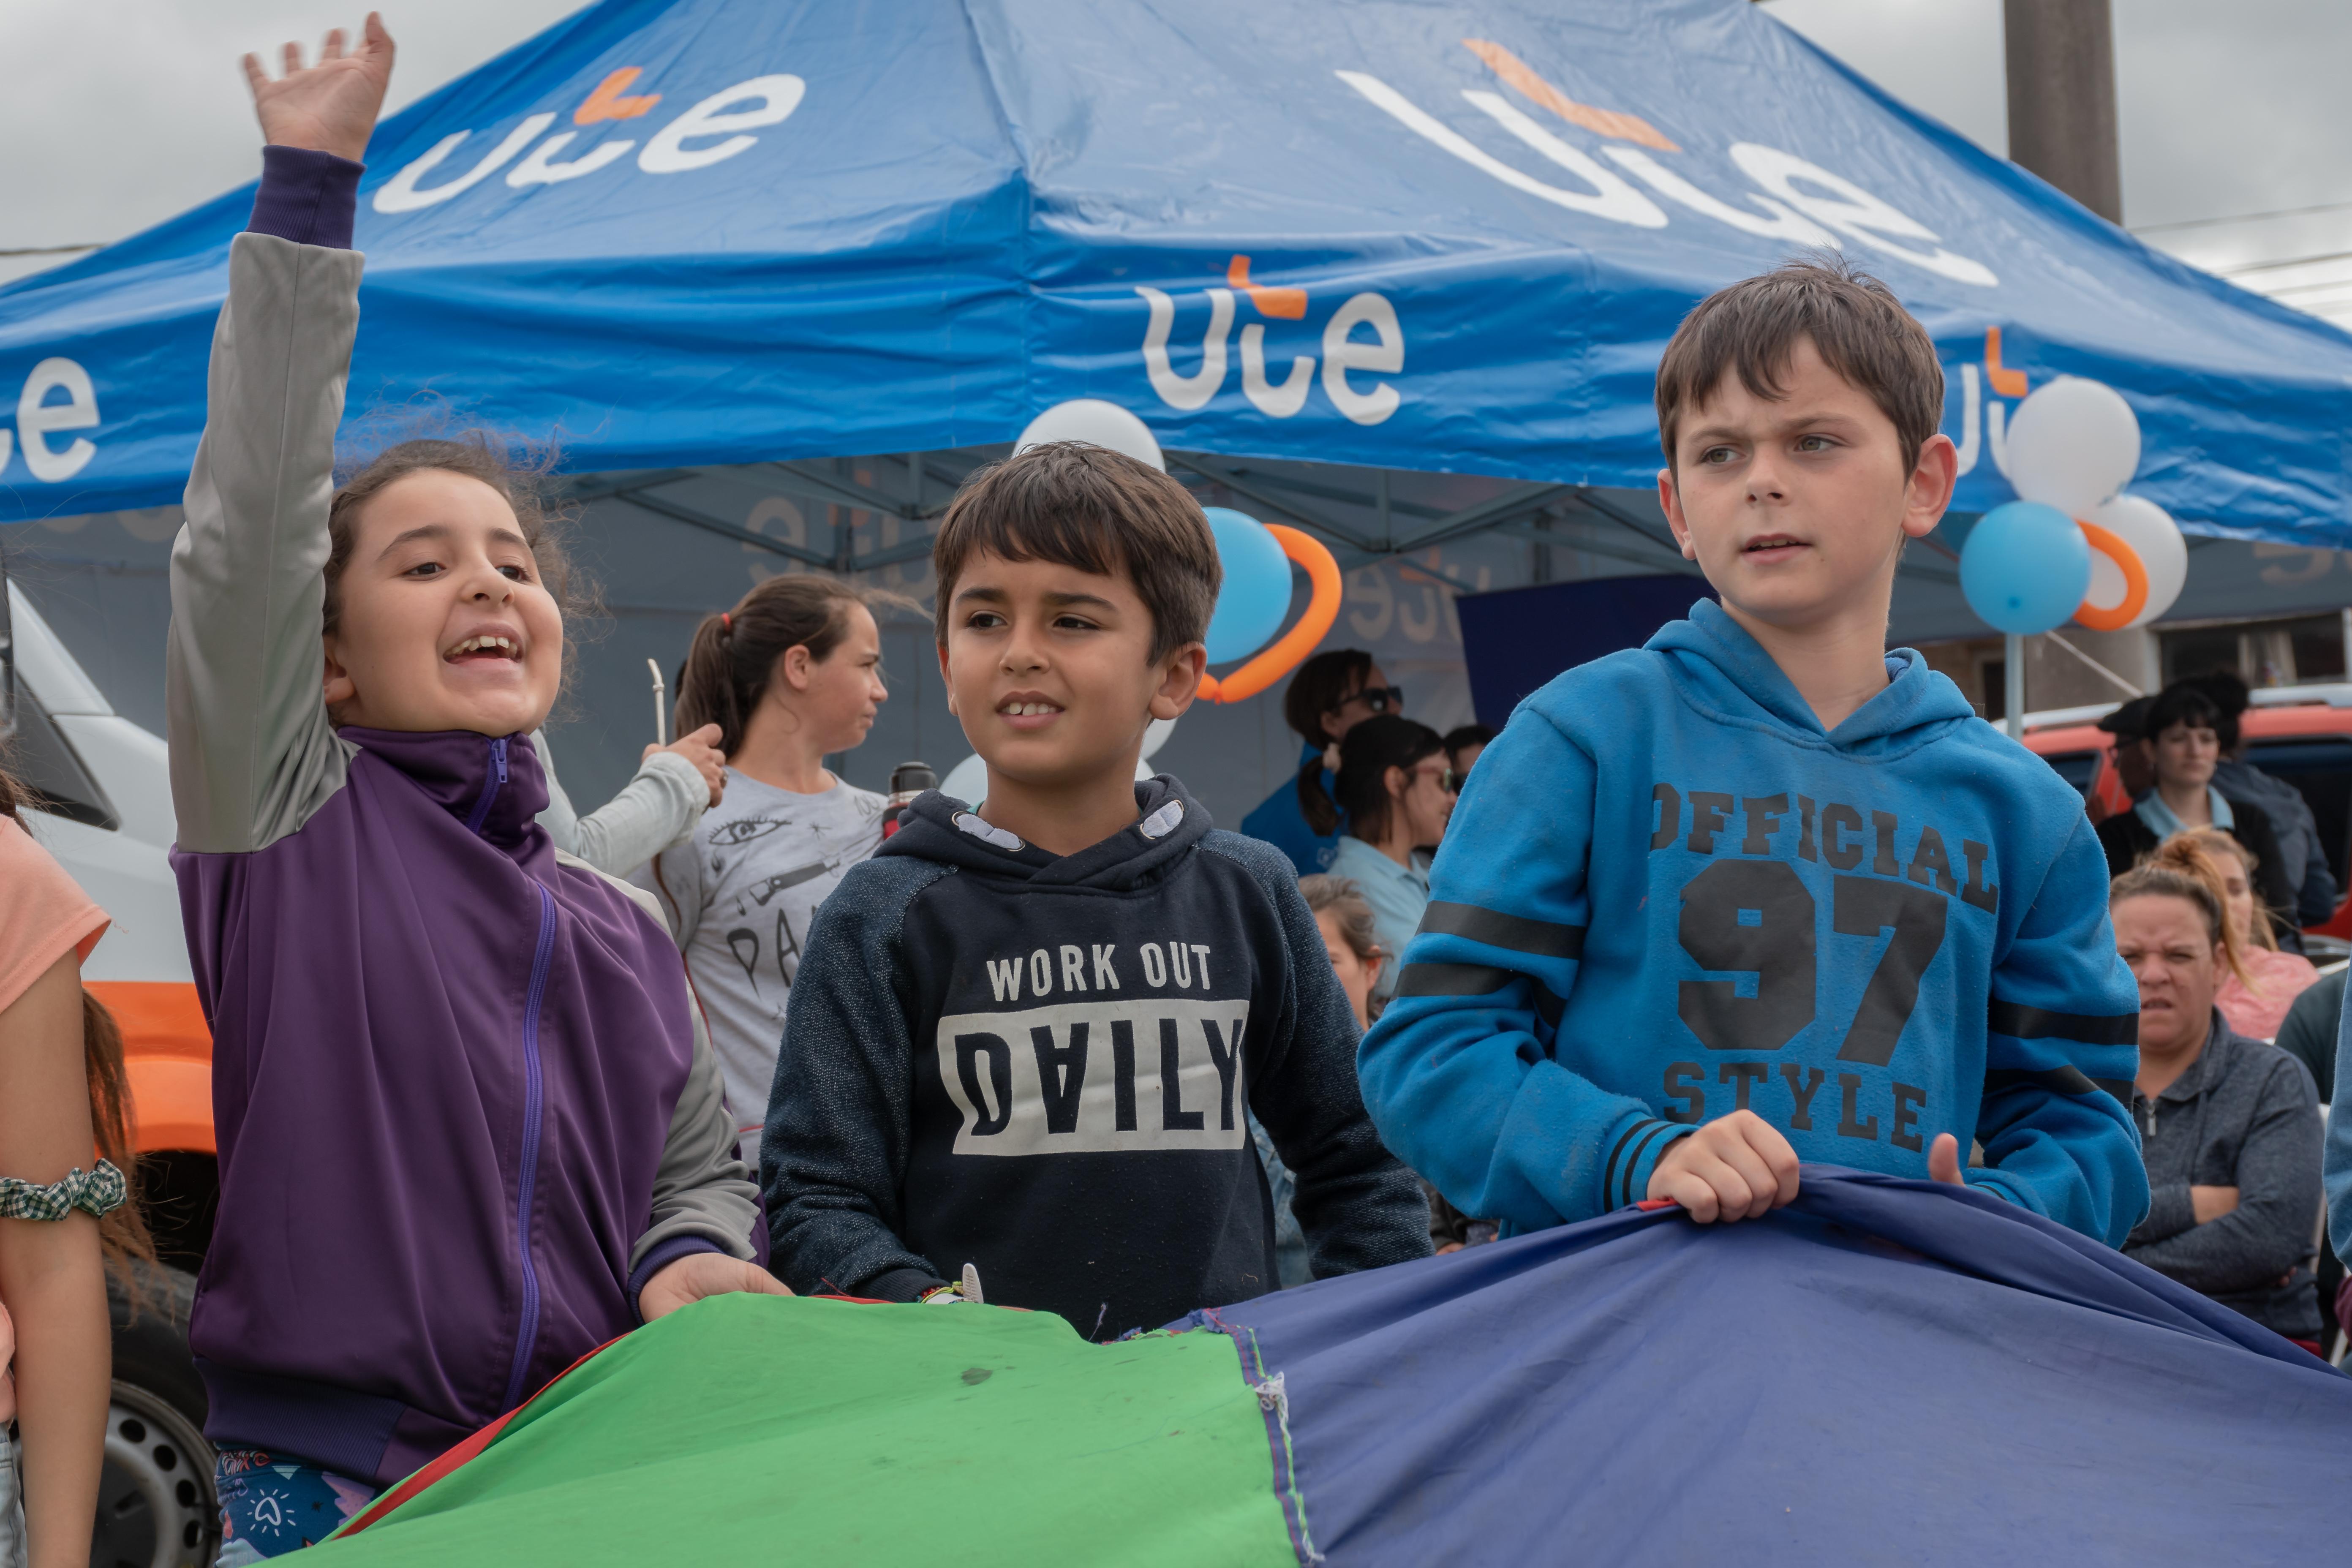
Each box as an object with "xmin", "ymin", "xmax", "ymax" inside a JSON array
[
  {"xmin": 318, "ymin": 1167, "xmax": 2350, "ymax": 1564},
  {"xmin": 5, "ymin": 0, "xmax": 2352, "ymax": 543}
]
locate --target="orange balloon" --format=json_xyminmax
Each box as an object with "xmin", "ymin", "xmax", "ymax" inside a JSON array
[
  {"xmin": 2073, "ymin": 519, "xmax": 2148, "ymax": 632},
  {"xmin": 1198, "ymin": 524, "xmax": 1342, "ymax": 703}
]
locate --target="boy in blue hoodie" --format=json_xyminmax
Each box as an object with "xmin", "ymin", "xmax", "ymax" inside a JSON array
[{"xmin": 1358, "ymin": 259, "xmax": 2147, "ymax": 1247}]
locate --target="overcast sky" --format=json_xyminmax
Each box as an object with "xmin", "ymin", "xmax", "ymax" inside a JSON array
[{"xmin": 5, "ymin": 1, "xmax": 2348, "ymax": 308}]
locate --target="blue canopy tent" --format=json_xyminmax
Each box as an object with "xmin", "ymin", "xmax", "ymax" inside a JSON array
[{"xmin": 5, "ymin": 0, "xmax": 2351, "ymax": 811}]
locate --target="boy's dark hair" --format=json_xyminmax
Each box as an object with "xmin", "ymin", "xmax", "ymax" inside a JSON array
[
  {"xmin": 931, "ymin": 442, "xmax": 1219, "ymax": 662},
  {"xmin": 1442, "ymin": 723, "xmax": 1496, "ymax": 761},
  {"xmin": 1283, "ymin": 649, "xmax": 1377, "ymax": 746},
  {"xmin": 2144, "ymin": 682, "xmax": 2222, "ymax": 742},
  {"xmin": 1655, "ymin": 254, "xmax": 1944, "ymax": 475}
]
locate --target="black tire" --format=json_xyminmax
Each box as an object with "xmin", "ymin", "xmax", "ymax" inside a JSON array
[{"xmin": 98, "ymin": 1260, "xmax": 218, "ymax": 1568}]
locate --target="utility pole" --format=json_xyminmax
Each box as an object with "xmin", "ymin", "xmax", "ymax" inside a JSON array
[
  {"xmin": 2003, "ymin": 0, "xmax": 2122, "ymax": 223},
  {"xmin": 2003, "ymin": 2, "xmax": 2126, "ymax": 730}
]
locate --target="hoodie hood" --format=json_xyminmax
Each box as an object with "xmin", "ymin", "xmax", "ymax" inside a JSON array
[
  {"xmin": 879, "ymin": 775, "xmax": 1210, "ymax": 892},
  {"xmin": 1645, "ymin": 599, "xmax": 1976, "ymax": 758}
]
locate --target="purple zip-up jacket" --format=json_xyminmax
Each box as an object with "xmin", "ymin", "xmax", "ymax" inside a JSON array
[{"xmin": 166, "ymin": 149, "xmax": 759, "ymax": 1488}]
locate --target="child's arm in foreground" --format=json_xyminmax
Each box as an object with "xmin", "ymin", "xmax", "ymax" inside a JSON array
[
  {"xmin": 0, "ymin": 957, "xmax": 109, "ymax": 1568},
  {"xmin": 760, "ymin": 868, "xmax": 950, "ymax": 1300},
  {"xmin": 1210, "ymin": 840, "xmax": 1431, "ymax": 1274},
  {"xmin": 1357, "ymin": 713, "xmax": 1710, "ymax": 1230},
  {"xmin": 1973, "ymin": 816, "xmax": 2149, "ymax": 1247},
  {"xmin": 633, "ymin": 958, "xmax": 785, "ymax": 1318},
  {"xmin": 168, "ymin": 22, "xmax": 387, "ymax": 855}
]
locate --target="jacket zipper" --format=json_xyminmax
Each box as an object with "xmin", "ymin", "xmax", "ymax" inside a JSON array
[
  {"xmin": 465, "ymin": 736, "xmax": 509, "ymax": 837},
  {"xmin": 500, "ymin": 881, "xmax": 557, "ymax": 1412}
]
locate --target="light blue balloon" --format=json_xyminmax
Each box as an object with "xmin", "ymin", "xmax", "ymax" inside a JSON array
[
  {"xmin": 1960, "ymin": 501, "xmax": 2091, "ymax": 635},
  {"xmin": 1202, "ymin": 506, "xmax": 1292, "ymax": 662}
]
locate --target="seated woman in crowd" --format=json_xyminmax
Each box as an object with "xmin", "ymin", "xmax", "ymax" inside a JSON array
[
  {"xmin": 2111, "ymin": 837, "xmax": 2325, "ymax": 1352},
  {"xmin": 2097, "ymin": 684, "xmax": 2299, "ymax": 947},
  {"xmin": 2171, "ymin": 828, "xmax": 2322, "ymax": 1041}
]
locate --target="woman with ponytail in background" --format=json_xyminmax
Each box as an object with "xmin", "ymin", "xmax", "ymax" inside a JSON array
[
  {"xmin": 641, "ymin": 575, "xmax": 894, "ymax": 1149},
  {"xmin": 1307, "ymin": 715, "xmax": 1456, "ymax": 1004},
  {"xmin": 0, "ymin": 765, "xmax": 156, "ymax": 1568}
]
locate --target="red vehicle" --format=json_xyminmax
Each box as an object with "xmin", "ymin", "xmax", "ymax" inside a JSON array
[{"xmin": 2021, "ymin": 685, "xmax": 2352, "ymax": 944}]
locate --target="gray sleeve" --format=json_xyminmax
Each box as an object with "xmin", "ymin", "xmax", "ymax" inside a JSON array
[
  {"xmin": 1208, "ymin": 835, "xmax": 1434, "ymax": 1279},
  {"xmin": 2125, "ymin": 1059, "xmax": 2321, "ymax": 1294},
  {"xmin": 167, "ymin": 233, "xmax": 359, "ymax": 854},
  {"xmin": 553, "ymin": 850, "xmax": 758, "ymax": 1269},
  {"xmin": 535, "ymin": 729, "xmax": 581, "ymax": 855},
  {"xmin": 632, "ymin": 990, "xmax": 762, "ymax": 1270},
  {"xmin": 568, "ymin": 751, "xmax": 708, "ymax": 878}
]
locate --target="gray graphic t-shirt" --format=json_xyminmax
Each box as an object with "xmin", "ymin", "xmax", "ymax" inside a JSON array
[{"xmin": 641, "ymin": 770, "xmax": 885, "ymax": 1140}]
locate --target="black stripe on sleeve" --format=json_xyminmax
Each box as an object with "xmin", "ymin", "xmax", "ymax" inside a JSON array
[
  {"xmin": 1600, "ymin": 1120, "xmax": 1644, "ymax": 1211},
  {"xmin": 1987, "ymin": 999, "xmax": 2137, "ymax": 1046},
  {"xmin": 1984, "ymin": 1065, "xmax": 2132, "ymax": 1105},
  {"xmin": 1618, "ymin": 1121, "xmax": 1679, "ymax": 1207},
  {"xmin": 1396, "ymin": 961, "xmax": 1567, "ymax": 1027},
  {"xmin": 1417, "ymin": 901, "xmax": 1587, "ymax": 961}
]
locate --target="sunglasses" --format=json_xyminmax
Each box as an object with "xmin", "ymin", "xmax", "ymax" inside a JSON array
[{"xmin": 1335, "ymin": 685, "xmax": 1405, "ymax": 716}]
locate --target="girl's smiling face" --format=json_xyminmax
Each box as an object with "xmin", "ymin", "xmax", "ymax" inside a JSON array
[{"xmin": 322, "ymin": 468, "xmax": 564, "ymax": 736}]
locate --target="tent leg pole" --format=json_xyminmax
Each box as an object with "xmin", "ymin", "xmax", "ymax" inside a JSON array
[{"xmin": 2005, "ymin": 632, "xmax": 2026, "ymax": 738}]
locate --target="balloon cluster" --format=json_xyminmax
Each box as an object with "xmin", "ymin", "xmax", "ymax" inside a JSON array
[
  {"xmin": 1958, "ymin": 378, "xmax": 2186, "ymax": 636},
  {"xmin": 1008, "ymin": 400, "xmax": 1342, "ymax": 701}
]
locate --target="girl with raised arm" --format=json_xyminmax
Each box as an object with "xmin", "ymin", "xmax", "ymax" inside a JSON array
[{"xmin": 172, "ymin": 19, "xmax": 781, "ymax": 1555}]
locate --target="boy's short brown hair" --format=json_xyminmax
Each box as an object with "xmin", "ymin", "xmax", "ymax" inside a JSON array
[
  {"xmin": 1655, "ymin": 254, "xmax": 1944, "ymax": 475},
  {"xmin": 931, "ymin": 441, "xmax": 1221, "ymax": 662}
]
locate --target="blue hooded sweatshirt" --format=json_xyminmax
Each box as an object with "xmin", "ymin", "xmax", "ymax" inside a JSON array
[{"xmin": 1358, "ymin": 601, "xmax": 2148, "ymax": 1248}]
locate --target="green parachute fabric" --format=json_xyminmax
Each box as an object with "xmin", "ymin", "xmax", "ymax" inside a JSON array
[{"xmin": 313, "ymin": 1295, "xmax": 1295, "ymax": 1565}]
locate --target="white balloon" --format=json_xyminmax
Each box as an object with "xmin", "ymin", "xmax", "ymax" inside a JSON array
[
  {"xmin": 2004, "ymin": 377, "xmax": 2140, "ymax": 517},
  {"xmin": 2084, "ymin": 493, "xmax": 2187, "ymax": 629},
  {"xmin": 939, "ymin": 752, "xmax": 990, "ymax": 807},
  {"xmin": 939, "ymin": 744, "xmax": 1158, "ymax": 810},
  {"xmin": 1014, "ymin": 399, "xmax": 1165, "ymax": 471}
]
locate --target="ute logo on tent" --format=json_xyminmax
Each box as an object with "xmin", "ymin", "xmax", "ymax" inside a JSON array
[
  {"xmin": 1135, "ymin": 256, "xmax": 1406, "ymax": 427},
  {"xmin": 371, "ymin": 68, "xmax": 805, "ymax": 212},
  {"xmin": 1342, "ymin": 40, "xmax": 1998, "ymax": 289}
]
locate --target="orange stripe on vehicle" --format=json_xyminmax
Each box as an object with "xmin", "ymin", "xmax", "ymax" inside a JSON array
[{"xmin": 87, "ymin": 982, "xmax": 214, "ymax": 1154}]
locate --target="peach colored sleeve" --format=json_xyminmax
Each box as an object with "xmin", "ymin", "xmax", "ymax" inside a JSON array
[{"xmin": 0, "ymin": 815, "xmax": 109, "ymax": 1017}]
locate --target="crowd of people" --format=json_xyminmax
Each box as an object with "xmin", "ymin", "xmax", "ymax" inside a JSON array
[{"xmin": 0, "ymin": 19, "xmax": 2347, "ymax": 1566}]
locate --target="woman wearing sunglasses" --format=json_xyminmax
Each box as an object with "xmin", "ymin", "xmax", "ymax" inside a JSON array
[
  {"xmin": 1240, "ymin": 650, "xmax": 1407, "ymax": 875},
  {"xmin": 1301, "ymin": 716, "xmax": 1459, "ymax": 1004}
]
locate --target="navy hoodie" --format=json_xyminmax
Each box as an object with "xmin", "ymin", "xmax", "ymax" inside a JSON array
[
  {"xmin": 761, "ymin": 776, "xmax": 1431, "ymax": 1337},
  {"xmin": 1359, "ymin": 601, "xmax": 2148, "ymax": 1247}
]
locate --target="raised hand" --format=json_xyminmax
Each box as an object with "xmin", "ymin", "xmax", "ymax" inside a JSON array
[
  {"xmin": 242, "ymin": 12, "xmax": 395, "ymax": 161},
  {"xmin": 643, "ymin": 722, "xmax": 729, "ymax": 808}
]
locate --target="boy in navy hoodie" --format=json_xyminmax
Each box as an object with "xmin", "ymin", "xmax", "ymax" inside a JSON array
[
  {"xmin": 762, "ymin": 444, "xmax": 1429, "ymax": 1336},
  {"xmin": 1359, "ymin": 259, "xmax": 2147, "ymax": 1247}
]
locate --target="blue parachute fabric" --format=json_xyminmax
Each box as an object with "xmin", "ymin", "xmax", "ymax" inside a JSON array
[
  {"xmin": 1180, "ymin": 1167, "xmax": 2352, "ymax": 1565},
  {"xmin": 5, "ymin": 0, "xmax": 2352, "ymax": 543}
]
